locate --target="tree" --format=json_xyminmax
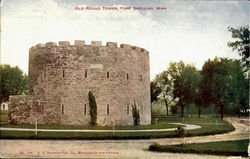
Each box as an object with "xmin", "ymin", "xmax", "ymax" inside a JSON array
[
  {"xmin": 193, "ymin": 72, "xmax": 204, "ymax": 118},
  {"xmin": 239, "ymin": 81, "xmax": 249, "ymax": 116},
  {"xmin": 132, "ymin": 101, "xmax": 140, "ymax": 126},
  {"xmin": 200, "ymin": 57, "xmax": 247, "ymax": 120},
  {"xmin": 167, "ymin": 62, "xmax": 185, "ymax": 116},
  {"xmin": 150, "ymin": 81, "xmax": 161, "ymax": 103},
  {"xmin": 228, "ymin": 26, "xmax": 249, "ymax": 73},
  {"xmin": 201, "ymin": 58, "xmax": 228, "ymax": 120},
  {"xmin": 150, "ymin": 81, "xmax": 161, "ymax": 122},
  {"xmin": 0, "ymin": 64, "xmax": 28, "ymax": 104},
  {"xmin": 194, "ymin": 93, "xmax": 204, "ymax": 118},
  {"xmin": 225, "ymin": 59, "xmax": 248, "ymax": 117},
  {"xmin": 155, "ymin": 70, "xmax": 176, "ymax": 116},
  {"xmin": 88, "ymin": 91, "xmax": 97, "ymax": 125},
  {"xmin": 168, "ymin": 62, "xmax": 200, "ymax": 117}
]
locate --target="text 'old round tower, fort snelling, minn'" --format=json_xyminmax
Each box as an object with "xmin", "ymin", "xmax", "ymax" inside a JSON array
[{"xmin": 8, "ymin": 40, "xmax": 151, "ymax": 126}]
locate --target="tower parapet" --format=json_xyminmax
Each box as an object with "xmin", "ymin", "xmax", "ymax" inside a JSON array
[{"xmin": 30, "ymin": 40, "xmax": 149, "ymax": 54}]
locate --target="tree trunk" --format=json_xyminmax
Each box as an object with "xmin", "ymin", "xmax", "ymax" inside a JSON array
[
  {"xmin": 151, "ymin": 103, "xmax": 153, "ymax": 124},
  {"xmin": 220, "ymin": 104, "xmax": 224, "ymax": 120},
  {"xmin": 198, "ymin": 107, "xmax": 201, "ymax": 118},
  {"xmin": 181, "ymin": 105, "xmax": 184, "ymax": 117},
  {"xmin": 163, "ymin": 95, "xmax": 168, "ymax": 116},
  {"xmin": 238, "ymin": 105, "xmax": 241, "ymax": 118}
]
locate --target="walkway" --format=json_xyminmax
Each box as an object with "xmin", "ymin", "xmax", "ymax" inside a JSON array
[
  {"xmin": 0, "ymin": 118, "xmax": 249, "ymax": 159},
  {"xmin": 0, "ymin": 123, "xmax": 201, "ymax": 132}
]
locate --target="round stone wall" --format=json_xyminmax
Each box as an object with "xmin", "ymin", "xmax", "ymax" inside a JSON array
[{"xmin": 27, "ymin": 40, "xmax": 151, "ymax": 126}]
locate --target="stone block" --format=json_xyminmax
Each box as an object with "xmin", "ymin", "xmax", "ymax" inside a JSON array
[
  {"xmin": 59, "ymin": 41, "xmax": 70, "ymax": 46},
  {"xmin": 106, "ymin": 42, "xmax": 117, "ymax": 48},
  {"xmin": 74, "ymin": 40, "xmax": 85, "ymax": 46},
  {"xmin": 120, "ymin": 44, "xmax": 131, "ymax": 49},
  {"xmin": 45, "ymin": 42, "xmax": 57, "ymax": 47},
  {"xmin": 91, "ymin": 41, "xmax": 102, "ymax": 46}
]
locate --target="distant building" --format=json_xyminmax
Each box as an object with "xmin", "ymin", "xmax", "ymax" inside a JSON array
[
  {"xmin": 240, "ymin": 109, "xmax": 250, "ymax": 113},
  {"xmin": 1, "ymin": 102, "xmax": 8, "ymax": 110}
]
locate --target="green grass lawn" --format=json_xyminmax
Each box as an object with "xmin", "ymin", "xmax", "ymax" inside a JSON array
[
  {"xmin": 0, "ymin": 111, "xmax": 235, "ymax": 140},
  {"xmin": 152, "ymin": 114, "xmax": 235, "ymax": 137},
  {"xmin": 0, "ymin": 112, "xmax": 180, "ymax": 130},
  {"xmin": 0, "ymin": 110, "xmax": 8, "ymax": 122},
  {"xmin": 0, "ymin": 122, "xmax": 180, "ymax": 130},
  {"xmin": 149, "ymin": 139, "xmax": 249, "ymax": 157}
]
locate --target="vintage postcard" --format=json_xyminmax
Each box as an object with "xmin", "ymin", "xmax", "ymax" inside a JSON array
[{"xmin": 0, "ymin": 0, "xmax": 249, "ymax": 158}]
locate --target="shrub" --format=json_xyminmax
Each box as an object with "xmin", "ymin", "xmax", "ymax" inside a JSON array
[
  {"xmin": 88, "ymin": 91, "xmax": 97, "ymax": 125},
  {"xmin": 132, "ymin": 101, "xmax": 140, "ymax": 126},
  {"xmin": 149, "ymin": 142, "xmax": 161, "ymax": 151},
  {"xmin": 175, "ymin": 126, "xmax": 185, "ymax": 138}
]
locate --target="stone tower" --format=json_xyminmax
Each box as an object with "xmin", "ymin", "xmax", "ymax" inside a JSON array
[{"xmin": 8, "ymin": 40, "xmax": 151, "ymax": 126}]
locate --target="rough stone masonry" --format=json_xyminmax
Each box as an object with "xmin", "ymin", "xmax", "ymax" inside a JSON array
[{"xmin": 8, "ymin": 40, "xmax": 151, "ymax": 126}]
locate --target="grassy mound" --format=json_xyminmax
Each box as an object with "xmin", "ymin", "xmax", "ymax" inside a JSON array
[
  {"xmin": 0, "ymin": 112, "xmax": 235, "ymax": 140},
  {"xmin": 149, "ymin": 139, "xmax": 249, "ymax": 157}
]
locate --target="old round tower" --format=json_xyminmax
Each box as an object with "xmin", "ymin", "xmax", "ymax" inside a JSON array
[{"xmin": 9, "ymin": 40, "xmax": 151, "ymax": 126}]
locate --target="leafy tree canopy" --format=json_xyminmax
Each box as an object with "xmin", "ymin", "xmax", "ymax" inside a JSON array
[
  {"xmin": 171, "ymin": 62, "xmax": 200, "ymax": 117},
  {"xmin": 155, "ymin": 69, "xmax": 176, "ymax": 116},
  {"xmin": 0, "ymin": 64, "xmax": 28, "ymax": 103},
  {"xmin": 201, "ymin": 57, "xmax": 248, "ymax": 119},
  {"xmin": 150, "ymin": 81, "xmax": 161, "ymax": 103},
  {"xmin": 228, "ymin": 26, "xmax": 249, "ymax": 72}
]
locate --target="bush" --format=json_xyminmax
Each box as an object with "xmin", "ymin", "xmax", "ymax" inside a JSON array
[
  {"xmin": 88, "ymin": 91, "xmax": 97, "ymax": 125},
  {"xmin": 175, "ymin": 126, "xmax": 185, "ymax": 138},
  {"xmin": 149, "ymin": 142, "xmax": 161, "ymax": 151},
  {"xmin": 132, "ymin": 101, "xmax": 140, "ymax": 126}
]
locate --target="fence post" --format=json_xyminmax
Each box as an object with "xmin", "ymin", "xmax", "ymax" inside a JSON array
[
  {"xmin": 216, "ymin": 119, "xmax": 218, "ymax": 129},
  {"xmin": 155, "ymin": 118, "xmax": 158, "ymax": 128},
  {"xmin": 35, "ymin": 120, "xmax": 38, "ymax": 136},
  {"xmin": 229, "ymin": 119, "xmax": 231, "ymax": 125}
]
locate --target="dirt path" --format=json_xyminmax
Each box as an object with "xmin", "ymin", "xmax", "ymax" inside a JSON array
[
  {"xmin": 0, "ymin": 118, "xmax": 249, "ymax": 159},
  {"xmin": 150, "ymin": 117, "xmax": 249, "ymax": 145},
  {"xmin": 0, "ymin": 122, "xmax": 201, "ymax": 132}
]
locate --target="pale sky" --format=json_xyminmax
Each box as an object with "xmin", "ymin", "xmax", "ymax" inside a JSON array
[{"xmin": 1, "ymin": 0, "xmax": 249, "ymax": 79}]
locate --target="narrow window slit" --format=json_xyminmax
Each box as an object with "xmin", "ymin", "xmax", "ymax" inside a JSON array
[
  {"xmin": 85, "ymin": 70, "xmax": 87, "ymax": 78},
  {"xmin": 62, "ymin": 104, "xmax": 64, "ymax": 114},
  {"xmin": 107, "ymin": 104, "xmax": 109, "ymax": 115},
  {"xmin": 127, "ymin": 104, "xmax": 129, "ymax": 115},
  {"xmin": 107, "ymin": 72, "xmax": 109, "ymax": 78},
  {"xmin": 84, "ymin": 104, "xmax": 86, "ymax": 115}
]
